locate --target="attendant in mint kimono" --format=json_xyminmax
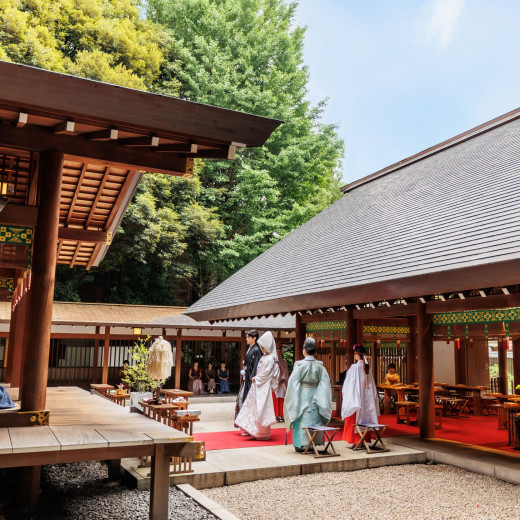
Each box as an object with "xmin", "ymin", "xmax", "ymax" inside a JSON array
[{"xmin": 284, "ymin": 337, "xmax": 332, "ymax": 452}]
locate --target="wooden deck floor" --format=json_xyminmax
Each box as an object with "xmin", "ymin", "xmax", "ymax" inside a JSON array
[{"xmin": 0, "ymin": 387, "xmax": 190, "ymax": 467}]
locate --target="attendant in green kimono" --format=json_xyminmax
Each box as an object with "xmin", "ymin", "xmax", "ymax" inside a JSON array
[{"xmin": 284, "ymin": 337, "xmax": 332, "ymax": 452}]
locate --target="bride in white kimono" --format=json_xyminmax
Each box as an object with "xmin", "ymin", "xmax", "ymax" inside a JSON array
[
  {"xmin": 235, "ymin": 331, "xmax": 280, "ymax": 440},
  {"xmin": 341, "ymin": 344, "xmax": 379, "ymax": 445}
]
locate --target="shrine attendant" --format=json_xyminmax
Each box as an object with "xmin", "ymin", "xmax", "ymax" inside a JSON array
[
  {"xmin": 235, "ymin": 331, "xmax": 280, "ymax": 440},
  {"xmin": 341, "ymin": 345, "xmax": 379, "ymax": 446},
  {"xmin": 272, "ymin": 345, "xmax": 289, "ymax": 422},
  {"xmin": 188, "ymin": 361, "xmax": 204, "ymax": 395},
  {"xmin": 384, "ymin": 363, "xmax": 400, "ymax": 384}
]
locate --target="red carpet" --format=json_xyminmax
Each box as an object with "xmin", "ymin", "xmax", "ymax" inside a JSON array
[
  {"xmin": 194, "ymin": 414, "xmax": 519, "ymax": 455},
  {"xmin": 194, "ymin": 427, "xmax": 292, "ymax": 450}
]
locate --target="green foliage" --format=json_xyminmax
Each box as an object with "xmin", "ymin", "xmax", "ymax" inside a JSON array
[
  {"xmin": 0, "ymin": 0, "xmax": 165, "ymax": 88},
  {"xmin": 122, "ymin": 335, "xmax": 165, "ymax": 391},
  {"xmin": 489, "ymin": 364, "xmax": 514, "ymax": 382}
]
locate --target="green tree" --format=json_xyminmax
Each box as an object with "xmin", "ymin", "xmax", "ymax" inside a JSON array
[
  {"xmin": 145, "ymin": 0, "xmax": 344, "ymax": 298},
  {"xmin": 0, "ymin": 0, "xmax": 165, "ymax": 88}
]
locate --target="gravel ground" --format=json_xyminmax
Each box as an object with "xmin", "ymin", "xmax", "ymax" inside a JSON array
[
  {"xmin": 0, "ymin": 461, "xmax": 216, "ymax": 520},
  {"xmin": 190, "ymin": 401, "xmax": 236, "ymax": 423},
  {"xmin": 205, "ymin": 464, "xmax": 520, "ymax": 520}
]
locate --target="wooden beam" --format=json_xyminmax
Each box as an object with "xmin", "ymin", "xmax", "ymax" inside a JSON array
[
  {"xmin": 150, "ymin": 443, "xmax": 171, "ymax": 520},
  {"xmin": 0, "ymin": 260, "xmax": 29, "ymax": 270},
  {"xmin": 15, "ymin": 112, "xmax": 28, "ymax": 128},
  {"xmin": 353, "ymin": 304, "xmax": 417, "ymax": 319},
  {"xmin": 70, "ymin": 242, "xmax": 81, "ymax": 267},
  {"xmin": 0, "ymin": 204, "xmax": 37, "ymax": 227},
  {"xmin": 417, "ymin": 300, "xmax": 434, "ymax": 438},
  {"xmin": 155, "ymin": 143, "xmax": 198, "ymax": 153},
  {"xmin": 66, "ymin": 164, "xmax": 88, "ymax": 225},
  {"xmin": 0, "ymin": 124, "xmax": 190, "ymax": 176},
  {"xmin": 118, "ymin": 135, "xmax": 159, "ymax": 147},
  {"xmin": 407, "ymin": 316, "xmax": 417, "ymax": 384},
  {"xmin": 102, "ymin": 326, "xmax": 110, "ymax": 385},
  {"xmin": 191, "ymin": 145, "xmax": 236, "ymax": 160},
  {"xmin": 346, "ymin": 309, "xmax": 355, "ymax": 367},
  {"xmin": 175, "ymin": 329, "xmax": 182, "ymax": 389},
  {"xmin": 294, "ymin": 313, "xmax": 305, "ymax": 362},
  {"xmin": 498, "ymin": 339, "xmax": 508, "ymax": 394},
  {"xmin": 513, "ymin": 339, "xmax": 520, "ymax": 395},
  {"xmin": 85, "ymin": 166, "xmax": 111, "ymax": 229},
  {"xmin": 83, "ymin": 128, "xmax": 119, "ymax": 141},
  {"xmin": 58, "ymin": 228, "xmax": 108, "ymax": 243},
  {"xmin": 21, "ymin": 150, "xmax": 64, "ymax": 412},
  {"xmin": 426, "ymin": 293, "xmax": 520, "ymax": 313},
  {"xmin": 53, "ymin": 120, "xmax": 75, "ymax": 135}
]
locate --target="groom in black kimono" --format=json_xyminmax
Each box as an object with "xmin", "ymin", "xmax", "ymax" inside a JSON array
[{"xmin": 235, "ymin": 329, "xmax": 263, "ymax": 422}]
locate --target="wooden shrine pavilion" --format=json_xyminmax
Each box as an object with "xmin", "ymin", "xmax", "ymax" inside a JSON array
[
  {"xmin": 0, "ymin": 60, "xmax": 280, "ymax": 518},
  {"xmin": 186, "ymin": 106, "xmax": 520, "ymax": 442}
]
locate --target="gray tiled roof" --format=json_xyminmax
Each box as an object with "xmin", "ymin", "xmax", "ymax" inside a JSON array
[{"xmin": 185, "ymin": 111, "xmax": 520, "ymax": 321}]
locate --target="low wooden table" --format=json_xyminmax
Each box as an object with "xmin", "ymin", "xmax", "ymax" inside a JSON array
[
  {"xmin": 439, "ymin": 384, "xmax": 488, "ymax": 415},
  {"xmin": 139, "ymin": 402, "xmax": 179, "ymax": 424},
  {"xmin": 163, "ymin": 389, "xmax": 194, "ymax": 400},
  {"xmin": 504, "ymin": 402, "xmax": 520, "ymax": 446},
  {"xmin": 90, "ymin": 384, "xmax": 114, "ymax": 398},
  {"xmin": 167, "ymin": 413, "xmax": 200, "ymax": 435},
  {"xmin": 109, "ymin": 392, "xmax": 130, "ymax": 407}
]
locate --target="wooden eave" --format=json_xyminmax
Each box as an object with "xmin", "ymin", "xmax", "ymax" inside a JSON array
[{"xmin": 0, "ymin": 61, "xmax": 282, "ymax": 268}]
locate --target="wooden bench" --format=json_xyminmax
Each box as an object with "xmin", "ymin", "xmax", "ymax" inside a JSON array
[{"xmin": 396, "ymin": 401, "xmax": 442, "ymax": 428}]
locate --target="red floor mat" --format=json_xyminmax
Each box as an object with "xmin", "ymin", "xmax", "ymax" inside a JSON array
[{"xmin": 194, "ymin": 413, "xmax": 519, "ymax": 454}]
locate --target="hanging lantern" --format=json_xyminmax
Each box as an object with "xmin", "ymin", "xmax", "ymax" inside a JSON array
[
  {"xmin": 397, "ymin": 339, "xmax": 401, "ymax": 349},
  {"xmin": 456, "ymin": 338, "xmax": 461, "ymax": 350},
  {"xmin": 469, "ymin": 338, "xmax": 474, "ymax": 348}
]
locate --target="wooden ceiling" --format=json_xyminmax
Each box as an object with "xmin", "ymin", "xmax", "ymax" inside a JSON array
[{"xmin": 0, "ymin": 61, "xmax": 281, "ymax": 272}]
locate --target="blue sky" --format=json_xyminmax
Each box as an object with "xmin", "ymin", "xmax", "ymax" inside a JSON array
[{"xmin": 295, "ymin": 0, "xmax": 520, "ymax": 183}]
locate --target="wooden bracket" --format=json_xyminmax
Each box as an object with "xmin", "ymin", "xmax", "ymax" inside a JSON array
[{"xmin": 0, "ymin": 410, "xmax": 50, "ymax": 427}]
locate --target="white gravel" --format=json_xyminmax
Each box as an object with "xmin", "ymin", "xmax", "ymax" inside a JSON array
[
  {"xmin": 189, "ymin": 401, "xmax": 236, "ymax": 423},
  {"xmin": 0, "ymin": 461, "xmax": 216, "ymax": 520},
  {"xmin": 204, "ymin": 464, "xmax": 520, "ymax": 520}
]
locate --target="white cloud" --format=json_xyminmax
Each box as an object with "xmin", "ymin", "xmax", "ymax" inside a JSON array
[{"xmin": 424, "ymin": 0, "xmax": 466, "ymax": 50}]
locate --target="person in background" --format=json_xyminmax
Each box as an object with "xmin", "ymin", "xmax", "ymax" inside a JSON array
[
  {"xmin": 272, "ymin": 344, "xmax": 289, "ymax": 422},
  {"xmin": 119, "ymin": 359, "xmax": 130, "ymax": 389},
  {"xmin": 188, "ymin": 361, "xmax": 204, "ymax": 395},
  {"xmin": 341, "ymin": 345, "xmax": 379, "ymax": 447},
  {"xmin": 205, "ymin": 362, "xmax": 217, "ymax": 394},
  {"xmin": 235, "ymin": 331, "xmax": 280, "ymax": 440},
  {"xmin": 284, "ymin": 337, "xmax": 332, "ymax": 452},
  {"xmin": 0, "ymin": 384, "xmax": 15, "ymax": 409},
  {"xmin": 218, "ymin": 362, "xmax": 230, "ymax": 394},
  {"xmin": 384, "ymin": 363, "xmax": 400, "ymax": 385}
]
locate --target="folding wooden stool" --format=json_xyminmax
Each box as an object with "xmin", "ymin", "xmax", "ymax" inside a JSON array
[
  {"xmin": 303, "ymin": 426, "xmax": 341, "ymax": 458},
  {"xmin": 353, "ymin": 423, "xmax": 389, "ymax": 454}
]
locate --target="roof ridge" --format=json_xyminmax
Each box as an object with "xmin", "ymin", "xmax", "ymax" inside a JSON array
[
  {"xmin": 52, "ymin": 301, "xmax": 187, "ymax": 310},
  {"xmin": 341, "ymin": 105, "xmax": 520, "ymax": 193}
]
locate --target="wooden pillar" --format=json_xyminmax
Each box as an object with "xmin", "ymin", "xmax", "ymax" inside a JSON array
[
  {"xmin": 19, "ymin": 465, "xmax": 41, "ymax": 509},
  {"xmin": 20, "ymin": 150, "xmax": 64, "ymax": 412},
  {"xmin": 220, "ymin": 330, "xmax": 226, "ymax": 362},
  {"xmin": 102, "ymin": 326, "xmax": 111, "ymax": 384},
  {"xmin": 372, "ymin": 340, "xmax": 379, "ymax": 385},
  {"xmin": 417, "ymin": 300, "xmax": 434, "ymax": 438},
  {"xmin": 175, "ymin": 329, "xmax": 182, "ymax": 389},
  {"xmin": 240, "ymin": 330, "xmax": 247, "ymax": 363},
  {"xmin": 346, "ymin": 309, "xmax": 355, "ymax": 367},
  {"xmin": 498, "ymin": 338, "xmax": 508, "ymax": 395},
  {"xmin": 513, "ymin": 338, "xmax": 520, "ymax": 395},
  {"xmin": 10, "ymin": 290, "xmax": 28, "ymax": 389},
  {"xmin": 294, "ymin": 313, "xmax": 305, "ymax": 362},
  {"xmin": 454, "ymin": 339, "xmax": 468, "ymax": 385},
  {"xmin": 330, "ymin": 339, "xmax": 337, "ymax": 385},
  {"xmin": 149, "ymin": 443, "xmax": 170, "ymax": 520},
  {"xmin": 407, "ymin": 316, "xmax": 417, "ymax": 384},
  {"xmin": 93, "ymin": 326, "xmax": 100, "ymax": 382}
]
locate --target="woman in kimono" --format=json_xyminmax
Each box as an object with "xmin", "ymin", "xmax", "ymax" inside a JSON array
[
  {"xmin": 341, "ymin": 344, "xmax": 379, "ymax": 446},
  {"xmin": 187, "ymin": 361, "xmax": 204, "ymax": 395},
  {"xmin": 273, "ymin": 345, "xmax": 289, "ymax": 422},
  {"xmin": 284, "ymin": 337, "xmax": 332, "ymax": 452},
  {"xmin": 235, "ymin": 331, "xmax": 280, "ymax": 440},
  {"xmin": 205, "ymin": 362, "xmax": 217, "ymax": 394},
  {"xmin": 218, "ymin": 362, "xmax": 230, "ymax": 394}
]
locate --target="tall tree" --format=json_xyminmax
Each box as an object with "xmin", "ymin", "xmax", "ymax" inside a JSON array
[
  {"xmin": 0, "ymin": 0, "xmax": 165, "ymax": 88},
  {"xmin": 146, "ymin": 0, "xmax": 344, "ymax": 299}
]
